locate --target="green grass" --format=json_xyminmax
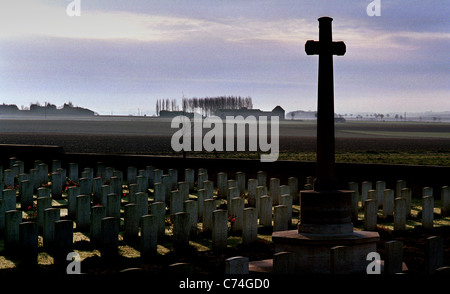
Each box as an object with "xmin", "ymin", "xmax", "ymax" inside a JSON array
[
  {"xmin": 173, "ymin": 151, "xmax": 450, "ymax": 166},
  {"xmin": 342, "ymin": 130, "xmax": 450, "ymax": 139}
]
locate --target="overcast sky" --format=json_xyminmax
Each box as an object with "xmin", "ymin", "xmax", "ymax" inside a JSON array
[{"xmin": 0, "ymin": 0, "xmax": 448, "ymax": 115}]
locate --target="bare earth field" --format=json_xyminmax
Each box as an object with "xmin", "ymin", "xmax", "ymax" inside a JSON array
[{"xmin": 0, "ymin": 117, "xmax": 448, "ymax": 165}]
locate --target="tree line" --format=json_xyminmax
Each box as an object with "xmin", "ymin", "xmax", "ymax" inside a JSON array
[{"xmin": 155, "ymin": 96, "xmax": 253, "ymax": 116}]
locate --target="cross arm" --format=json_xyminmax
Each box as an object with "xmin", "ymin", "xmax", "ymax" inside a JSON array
[
  {"xmin": 305, "ymin": 40, "xmax": 319, "ymax": 55},
  {"xmin": 304, "ymin": 40, "xmax": 346, "ymax": 56}
]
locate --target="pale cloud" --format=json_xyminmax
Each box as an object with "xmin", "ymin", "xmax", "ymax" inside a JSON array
[{"xmin": 2, "ymin": 1, "xmax": 447, "ymax": 60}]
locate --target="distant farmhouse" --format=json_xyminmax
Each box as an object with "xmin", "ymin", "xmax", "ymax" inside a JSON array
[
  {"xmin": 215, "ymin": 106, "xmax": 285, "ymax": 121},
  {"xmin": 159, "ymin": 110, "xmax": 195, "ymax": 119},
  {"xmin": 159, "ymin": 106, "xmax": 286, "ymax": 121},
  {"xmin": 0, "ymin": 103, "xmax": 96, "ymax": 116}
]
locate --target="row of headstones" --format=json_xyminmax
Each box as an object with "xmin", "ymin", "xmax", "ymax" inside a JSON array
[
  {"xmin": 2, "ymin": 207, "xmax": 159, "ymax": 266},
  {"xmin": 348, "ymin": 180, "xmax": 450, "ymax": 231},
  {"xmin": 1, "ymin": 157, "xmax": 301, "ymax": 228},
  {"xmin": 2, "ymin": 204, "xmax": 269, "ymax": 267},
  {"xmin": 172, "ymin": 235, "xmax": 448, "ymax": 274},
  {"xmin": 0, "ymin": 159, "xmax": 302, "ymax": 267}
]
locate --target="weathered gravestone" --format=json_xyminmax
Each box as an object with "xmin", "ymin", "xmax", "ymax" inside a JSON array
[
  {"xmin": 173, "ymin": 212, "xmax": 190, "ymax": 251},
  {"xmin": 212, "ymin": 209, "xmax": 228, "ymax": 251},
  {"xmin": 441, "ymin": 186, "xmax": 450, "ymax": 217},
  {"xmin": 5, "ymin": 210, "xmax": 21, "ymax": 255},
  {"xmin": 140, "ymin": 214, "xmax": 158, "ymax": 260},
  {"xmin": 272, "ymin": 17, "xmax": 379, "ymax": 274},
  {"xmin": 425, "ymin": 236, "xmax": 443, "ymax": 274},
  {"xmin": 225, "ymin": 256, "xmax": 249, "ymax": 274},
  {"xmin": 101, "ymin": 217, "xmax": 120, "ymax": 260},
  {"xmin": 90, "ymin": 205, "xmax": 106, "ymax": 246},
  {"xmin": 54, "ymin": 220, "xmax": 74, "ymax": 267},
  {"xmin": 19, "ymin": 221, "xmax": 39, "ymax": 267},
  {"xmin": 43, "ymin": 208, "xmax": 60, "ymax": 250},
  {"xmin": 151, "ymin": 201, "xmax": 166, "ymax": 238}
]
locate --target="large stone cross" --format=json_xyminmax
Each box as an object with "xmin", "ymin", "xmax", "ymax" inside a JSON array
[{"xmin": 305, "ymin": 16, "xmax": 346, "ymax": 191}]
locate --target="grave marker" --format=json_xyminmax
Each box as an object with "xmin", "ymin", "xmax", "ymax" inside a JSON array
[
  {"xmin": 422, "ymin": 196, "xmax": 434, "ymax": 230},
  {"xmin": 101, "ymin": 217, "xmax": 120, "ymax": 260},
  {"xmin": 270, "ymin": 178, "xmax": 281, "ymax": 205},
  {"xmin": 274, "ymin": 205, "xmax": 288, "ymax": 232},
  {"xmin": 184, "ymin": 168, "xmax": 194, "ymax": 190},
  {"xmin": 151, "ymin": 201, "xmax": 166, "ymax": 238},
  {"xmin": 382, "ymin": 189, "xmax": 394, "ymax": 217},
  {"xmin": 425, "ymin": 236, "xmax": 443, "ymax": 274},
  {"xmin": 3, "ymin": 189, "xmax": 16, "ymax": 211},
  {"xmin": 170, "ymin": 190, "xmax": 183, "ymax": 215},
  {"xmin": 288, "ymin": 177, "xmax": 299, "ymax": 202},
  {"xmin": 37, "ymin": 196, "xmax": 52, "ymax": 231},
  {"xmin": 140, "ymin": 214, "xmax": 158, "ymax": 260},
  {"xmin": 54, "ymin": 220, "xmax": 74, "ymax": 267},
  {"xmin": 364, "ymin": 199, "xmax": 377, "ymax": 231},
  {"xmin": 225, "ymin": 256, "xmax": 249, "ymax": 274},
  {"xmin": 401, "ymin": 188, "xmax": 412, "ymax": 216},
  {"xmin": 51, "ymin": 172, "xmax": 63, "ymax": 200},
  {"xmin": 330, "ymin": 246, "xmax": 350, "ymax": 274},
  {"xmin": 19, "ymin": 221, "xmax": 38, "ymax": 266},
  {"xmin": 68, "ymin": 162, "xmax": 79, "ymax": 182},
  {"xmin": 67, "ymin": 186, "xmax": 80, "ymax": 219},
  {"xmin": 236, "ymin": 172, "xmax": 246, "ymax": 195},
  {"xmin": 90, "ymin": 205, "xmax": 106, "ymax": 246},
  {"xmin": 273, "ymin": 252, "xmax": 295, "ymax": 274},
  {"xmin": 375, "ymin": 181, "xmax": 386, "ymax": 208},
  {"xmin": 259, "ymin": 195, "xmax": 272, "ymax": 227},
  {"xmin": 230, "ymin": 197, "xmax": 244, "ymax": 232},
  {"xmin": 242, "ymin": 207, "xmax": 258, "ymax": 245},
  {"xmin": 20, "ymin": 180, "xmax": 33, "ymax": 209},
  {"xmin": 247, "ymin": 179, "xmax": 257, "ymax": 207},
  {"xmin": 212, "ymin": 209, "xmax": 228, "ymax": 251},
  {"xmin": 217, "ymin": 172, "xmax": 228, "ymax": 198},
  {"xmin": 441, "ymin": 186, "xmax": 450, "ymax": 217},
  {"xmin": 183, "ymin": 200, "xmax": 198, "ymax": 236},
  {"xmin": 5, "ymin": 210, "xmax": 21, "ymax": 255},
  {"xmin": 280, "ymin": 194, "xmax": 293, "ymax": 226},
  {"xmin": 106, "ymin": 193, "xmax": 121, "ymax": 218},
  {"xmin": 43, "ymin": 207, "xmax": 60, "ymax": 249},
  {"xmin": 257, "ymin": 171, "xmax": 267, "ymax": 188},
  {"xmin": 154, "ymin": 182, "xmax": 165, "ymax": 203},
  {"xmin": 127, "ymin": 166, "xmax": 137, "ymax": 184},
  {"xmin": 396, "ymin": 180, "xmax": 406, "ymax": 198},
  {"xmin": 384, "ymin": 240, "xmax": 403, "ymax": 274},
  {"xmin": 124, "ymin": 203, "xmax": 140, "ymax": 244},
  {"xmin": 173, "ymin": 212, "xmax": 190, "ymax": 250},
  {"xmin": 75, "ymin": 195, "xmax": 90, "ymax": 231},
  {"xmin": 394, "ymin": 197, "xmax": 406, "ymax": 230},
  {"xmin": 202, "ymin": 199, "xmax": 216, "ymax": 232}
]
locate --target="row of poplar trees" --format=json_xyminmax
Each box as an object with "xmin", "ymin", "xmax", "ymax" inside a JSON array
[{"xmin": 155, "ymin": 96, "xmax": 253, "ymax": 116}]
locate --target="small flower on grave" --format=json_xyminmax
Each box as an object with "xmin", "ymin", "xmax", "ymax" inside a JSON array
[{"xmin": 27, "ymin": 205, "xmax": 32, "ymax": 211}]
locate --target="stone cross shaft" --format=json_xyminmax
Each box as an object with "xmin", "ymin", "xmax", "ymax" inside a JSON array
[{"xmin": 305, "ymin": 16, "xmax": 346, "ymax": 191}]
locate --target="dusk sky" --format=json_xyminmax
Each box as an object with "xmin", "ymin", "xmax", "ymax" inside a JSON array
[{"xmin": 0, "ymin": 1, "xmax": 448, "ymax": 115}]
